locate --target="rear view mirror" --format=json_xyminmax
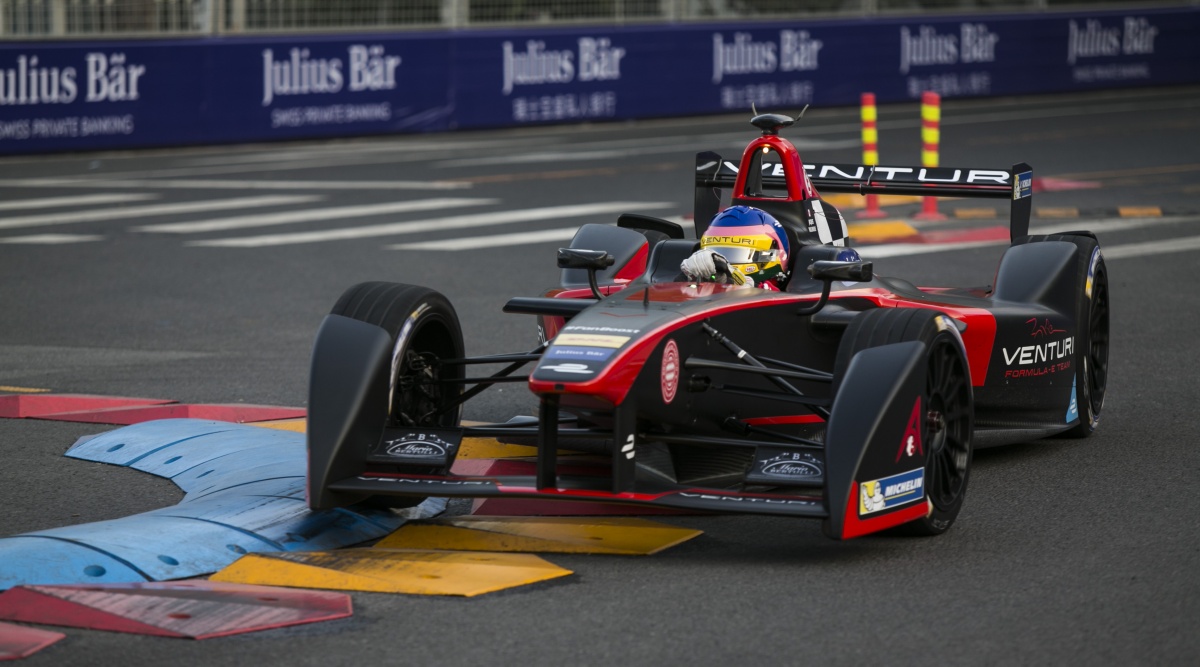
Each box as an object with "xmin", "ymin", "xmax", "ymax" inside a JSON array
[
  {"xmin": 557, "ymin": 248, "xmax": 615, "ymax": 271},
  {"xmin": 808, "ymin": 260, "xmax": 873, "ymax": 283},
  {"xmin": 557, "ymin": 248, "xmax": 615, "ymax": 299}
]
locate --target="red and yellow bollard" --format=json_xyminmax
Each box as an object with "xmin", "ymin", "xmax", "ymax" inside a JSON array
[
  {"xmin": 857, "ymin": 92, "xmax": 887, "ymax": 219},
  {"xmin": 914, "ymin": 90, "xmax": 947, "ymax": 221}
]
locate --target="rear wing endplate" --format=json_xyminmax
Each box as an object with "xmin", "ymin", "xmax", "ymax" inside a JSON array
[{"xmin": 694, "ymin": 151, "xmax": 1032, "ymax": 244}]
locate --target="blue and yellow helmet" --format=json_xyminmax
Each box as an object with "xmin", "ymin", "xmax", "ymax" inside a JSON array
[{"xmin": 701, "ymin": 206, "xmax": 791, "ymax": 283}]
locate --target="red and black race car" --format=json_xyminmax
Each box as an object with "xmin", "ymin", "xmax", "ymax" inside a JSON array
[{"xmin": 306, "ymin": 112, "xmax": 1109, "ymax": 540}]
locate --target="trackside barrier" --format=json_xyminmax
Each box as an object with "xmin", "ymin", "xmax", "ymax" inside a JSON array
[
  {"xmin": 1, "ymin": 6, "xmax": 1199, "ymax": 155},
  {"xmin": 914, "ymin": 90, "xmax": 948, "ymax": 222},
  {"xmin": 857, "ymin": 92, "xmax": 887, "ymax": 219}
]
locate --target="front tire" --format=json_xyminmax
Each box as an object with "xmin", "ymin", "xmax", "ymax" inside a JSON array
[
  {"xmin": 331, "ymin": 282, "xmax": 465, "ymax": 429},
  {"xmin": 835, "ymin": 308, "xmax": 974, "ymax": 536},
  {"xmin": 330, "ymin": 282, "xmax": 465, "ymax": 509}
]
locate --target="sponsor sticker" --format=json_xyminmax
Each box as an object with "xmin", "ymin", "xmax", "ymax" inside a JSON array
[
  {"xmin": 547, "ymin": 345, "xmax": 615, "ymax": 361},
  {"xmin": 369, "ymin": 429, "xmax": 461, "ymax": 465},
  {"xmin": 677, "ymin": 491, "xmax": 818, "ymax": 506},
  {"xmin": 1002, "ymin": 317, "xmax": 1074, "ymax": 379},
  {"xmin": 562, "ymin": 325, "xmax": 640, "ymax": 334},
  {"xmin": 859, "ymin": 468, "xmax": 925, "ymax": 516},
  {"xmin": 539, "ymin": 362, "xmax": 594, "ymax": 375},
  {"xmin": 896, "ymin": 397, "xmax": 924, "ymax": 463},
  {"xmin": 759, "ymin": 452, "xmax": 823, "ymax": 478},
  {"xmin": 661, "ymin": 339, "xmax": 680, "ymax": 404},
  {"xmin": 746, "ymin": 447, "xmax": 825, "ymax": 486},
  {"xmin": 554, "ymin": 333, "xmax": 629, "ymax": 348},
  {"xmin": 1066, "ymin": 376, "xmax": 1080, "ymax": 423},
  {"xmin": 1014, "ymin": 170, "xmax": 1033, "ymax": 200}
]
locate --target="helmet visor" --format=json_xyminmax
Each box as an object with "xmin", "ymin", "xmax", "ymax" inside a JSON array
[{"xmin": 709, "ymin": 245, "xmax": 778, "ymax": 266}]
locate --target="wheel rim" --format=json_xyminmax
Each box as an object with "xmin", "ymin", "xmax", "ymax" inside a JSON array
[
  {"xmin": 394, "ymin": 348, "xmax": 454, "ymax": 427},
  {"xmin": 388, "ymin": 307, "xmax": 461, "ymax": 428},
  {"xmin": 925, "ymin": 336, "xmax": 971, "ymax": 509},
  {"xmin": 1086, "ymin": 267, "xmax": 1109, "ymax": 418}
]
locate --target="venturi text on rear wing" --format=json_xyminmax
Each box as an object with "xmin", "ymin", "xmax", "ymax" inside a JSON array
[{"xmin": 694, "ymin": 151, "xmax": 1033, "ymax": 243}]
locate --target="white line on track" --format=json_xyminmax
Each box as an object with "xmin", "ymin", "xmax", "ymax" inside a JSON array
[
  {"xmin": 389, "ymin": 227, "xmax": 580, "ymax": 251},
  {"xmin": 1100, "ymin": 234, "xmax": 1200, "ymax": 259},
  {"xmin": 862, "ymin": 215, "xmax": 1200, "ymax": 258},
  {"xmin": 390, "ymin": 215, "xmax": 695, "ymax": 251},
  {"xmin": 0, "ymin": 193, "xmax": 156, "ymax": 211},
  {"xmin": 0, "ymin": 233, "xmax": 104, "ymax": 244},
  {"xmin": 0, "ymin": 178, "xmax": 471, "ymax": 191},
  {"xmin": 0, "ymin": 195, "xmax": 320, "ymax": 231},
  {"xmin": 135, "ymin": 198, "xmax": 497, "ymax": 234},
  {"xmin": 188, "ymin": 201, "xmax": 675, "ymax": 248}
]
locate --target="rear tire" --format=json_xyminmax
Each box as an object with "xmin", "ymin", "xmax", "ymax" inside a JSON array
[
  {"xmin": 1018, "ymin": 233, "xmax": 1109, "ymax": 437},
  {"xmin": 331, "ymin": 282, "xmax": 465, "ymax": 509},
  {"xmin": 835, "ymin": 308, "xmax": 974, "ymax": 536}
]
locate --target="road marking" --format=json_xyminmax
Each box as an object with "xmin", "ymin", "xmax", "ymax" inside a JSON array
[
  {"xmin": 1101, "ymin": 234, "xmax": 1200, "ymax": 259},
  {"xmin": 189, "ymin": 202, "xmax": 675, "ymax": 248},
  {"xmin": 0, "ymin": 193, "xmax": 156, "ymax": 211},
  {"xmin": 0, "ymin": 195, "xmax": 319, "ymax": 231},
  {"xmin": 1036, "ymin": 207, "xmax": 1080, "ymax": 218},
  {"xmin": 386, "ymin": 217, "xmax": 699, "ymax": 250},
  {"xmin": 0, "ymin": 233, "xmax": 103, "ymax": 244},
  {"xmin": 135, "ymin": 198, "xmax": 497, "ymax": 234},
  {"xmin": 860, "ymin": 215, "xmax": 1198, "ymax": 257},
  {"xmin": 953, "ymin": 208, "xmax": 997, "ymax": 219},
  {"xmin": 388, "ymin": 219, "xmax": 1200, "ymax": 261},
  {"xmin": 390, "ymin": 227, "xmax": 579, "ymax": 251},
  {"xmin": 1118, "ymin": 206, "xmax": 1162, "ymax": 217},
  {"xmin": 0, "ymin": 178, "xmax": 471, "ymax": 191},
  {"xmin": 846, "ymin": 221, "xmax": 920, "ymax": 243},
  {"xmin": 822, "ymin": 193, "xmax": 920, "ymax": 210},
  {"xmin": 0, "ymin": 386, "xmax": 51, "ymax": 393}
]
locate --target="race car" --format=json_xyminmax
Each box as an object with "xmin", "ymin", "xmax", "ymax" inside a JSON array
[{"xmin": 306, "ymin": 111, "xmax": 1109, "ymax": 540}]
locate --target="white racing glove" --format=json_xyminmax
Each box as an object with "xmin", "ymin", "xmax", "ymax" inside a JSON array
[{"xmin": 680, "ymin": 249, "xmax": 750, "ymax": 286}]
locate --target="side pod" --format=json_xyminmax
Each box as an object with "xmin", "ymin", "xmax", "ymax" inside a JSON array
[
  {"xmin": 823, "ymin": 342, "xmax": 929, "ymax": 540},
  {"xmin": 306, "ymin": 314, "xmax": 392, "ymax": 510}
]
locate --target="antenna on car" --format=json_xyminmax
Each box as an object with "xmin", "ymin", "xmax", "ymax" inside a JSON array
[{"xmin": 749, "ymin": 109, "xmax": 795, "ymax": 136}]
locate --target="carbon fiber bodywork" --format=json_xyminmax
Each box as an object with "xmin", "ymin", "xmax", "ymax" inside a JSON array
[{"xmin": 306, "ymin": 114, "xmax": 1106, "ymax": 540}]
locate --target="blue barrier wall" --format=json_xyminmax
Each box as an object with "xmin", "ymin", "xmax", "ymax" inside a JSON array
[{"xmin": 1, "ymin": 6, "xmax": 1197, "ymax": 154}]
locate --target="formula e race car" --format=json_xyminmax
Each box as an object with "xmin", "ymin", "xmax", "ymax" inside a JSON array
[{"xmin": 306, "ymin": 112, "xmax": 1109, "ymax": 540}]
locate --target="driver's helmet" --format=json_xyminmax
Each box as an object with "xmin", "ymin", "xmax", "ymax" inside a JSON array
[{"xmin": 701, "ymin": 206, "xmax": 791, "ymax": 284}]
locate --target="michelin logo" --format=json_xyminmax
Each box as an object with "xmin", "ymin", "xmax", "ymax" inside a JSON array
[{"xmin": 859, "ymin": 468, "xmax": 925, "ymax": 516}]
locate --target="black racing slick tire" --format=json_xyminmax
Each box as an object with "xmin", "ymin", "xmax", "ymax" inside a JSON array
[
  {"xmin": 1017, "ymin": 233, "xmax": 1109, "ymax": 437},
  {"xmin": 835, "ymin": 308, "xmax": 974, "ymax": 536},
  {"xmin": 331, "ymin": 282, "xmax": 465, "ymax": 430},
  {"xmin": 330, "ymin": 282, "xmax": 465, "ymax": 510}
]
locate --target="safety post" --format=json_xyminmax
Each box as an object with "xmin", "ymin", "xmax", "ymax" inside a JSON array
[
  {"xmin": 914, "ymin": 90, "xmax": 947, "ymax": 221},
  {"xmin": 857, "ymin": 92, "xmax": 887, "ymax": 219}
]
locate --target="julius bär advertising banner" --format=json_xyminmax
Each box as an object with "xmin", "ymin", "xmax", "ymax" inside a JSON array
[
  {"xmin": 204, "ymin": 33, "xmax": 454, "ymax": 143},
  {"xmin": 0, "ymin": 34, "xmax": 454, "ymax": 153},
  {"xmin": 453, "ymin": 7, "xmax": 1198, "ymax": 129},
  {"xmin": 1, "ymin": 6, "xmax": 1197, "ymax": 154}
]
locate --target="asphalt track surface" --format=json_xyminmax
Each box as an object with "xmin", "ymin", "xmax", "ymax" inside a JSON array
[{"xmin": 1, "ymin": 86, "xmax": 1198, "ymax": 666}]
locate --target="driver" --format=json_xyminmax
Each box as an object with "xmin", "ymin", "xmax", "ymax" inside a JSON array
[{"xmin": 680, "ymin": 205, "xmax": 791, "ymax": 291}]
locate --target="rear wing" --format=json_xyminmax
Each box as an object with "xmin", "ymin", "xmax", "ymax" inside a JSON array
[{"xmin": 694, "ymin": 151, "xmax": 1032, "ymax": 244}]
